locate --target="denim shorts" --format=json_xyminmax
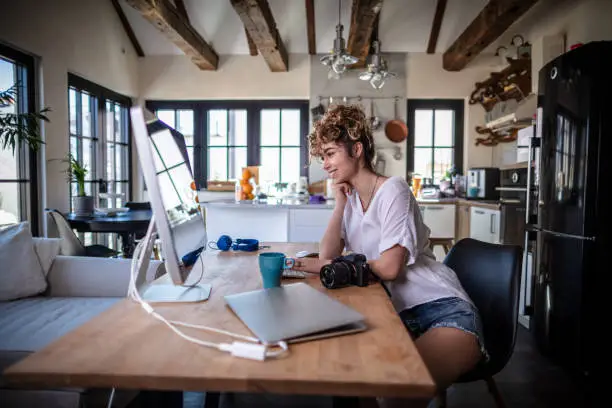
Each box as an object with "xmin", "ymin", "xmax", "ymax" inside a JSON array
[{"xmin": 399, "ymin": 297, "xmax": 490, "ymax": 362}]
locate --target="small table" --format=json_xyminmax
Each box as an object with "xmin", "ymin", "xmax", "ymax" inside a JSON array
[
  {"xmin": 65, "ymin": 209, "xmax": 152, "ymax": 257},
  {"xmin": 4, "ymin": 243, "xmax": 435, "ymax": 406}
]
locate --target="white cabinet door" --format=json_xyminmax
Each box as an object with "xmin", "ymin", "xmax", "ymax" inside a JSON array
[
  {"xmin": 422, "ymin": 205, "xmax": 455, "ymax": 238},
  {"xmin": 469, "ymin": 207, "xmax": 501, "ymax": 244},
  {"xmin": 289, "ymin": 209, "xmax": 334, "ymax": 243},
  {"xmin": 205, "ymin": 206, "xmax": 290, "ymax": 242}
]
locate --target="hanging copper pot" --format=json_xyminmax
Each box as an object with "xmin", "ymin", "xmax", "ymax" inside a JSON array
[{"xmin": 385, "ymin": 97, "xmax": 408, "ymax": 143}]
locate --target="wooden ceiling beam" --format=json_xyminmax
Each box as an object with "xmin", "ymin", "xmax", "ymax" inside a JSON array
[
  {"xmin": 305, "ymin": 0, "xmax": 316, "ymax": 55},
  {"xmin": 427, "ymin": 0, "xmax": 447, "ymax": 54},
  {"xmin": 245, "ymin": 28, "xmax": 258, "ymax": 56},
  {"xmin": 347, "ymin": 0, "xmax": 383, "ymax": 68},
  {"xmin": 125, "ymin": 0, "xmax": 218, "ymax": 70},
  {"xmin": 443, "ymin": 0, "xmax": 539, "ymax": 71},
  {"xmin": 110, "ymin": 0, "xmax": 145, "ymax": 57},
  {"xmin": 173, "ymin": 0, "xmax": 189, "ymax": 21},
  {"xmin": 229, "ymin": 0, "xmax": 288, "ymax": 72}
]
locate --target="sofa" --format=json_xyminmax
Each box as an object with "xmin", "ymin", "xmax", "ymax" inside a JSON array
[{"xmin": 0, "ymin": 223, "xmax": 165, "ymax": 408}]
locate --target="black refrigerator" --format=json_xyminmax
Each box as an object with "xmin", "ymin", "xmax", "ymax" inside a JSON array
[{"xmin": 528, "ymin": 41, "xmax": 610, "ymax": 382}]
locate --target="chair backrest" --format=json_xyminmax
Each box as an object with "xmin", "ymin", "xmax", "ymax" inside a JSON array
[
  {"xmin": 443, "ymin": 238, "xmax": 522, "ymax": 377},
  {"xmin": 124, "ymin": 201, "xmax": 151, "ymax": 211},
  {"xmin": 45, "ymin": 209, "xmax": 86, "ymax": 256}
]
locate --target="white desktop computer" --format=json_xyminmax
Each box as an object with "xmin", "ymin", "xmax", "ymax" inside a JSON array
[{"xmin": 130, "ymin": 106, "xmax": 211, "ymax": 303}]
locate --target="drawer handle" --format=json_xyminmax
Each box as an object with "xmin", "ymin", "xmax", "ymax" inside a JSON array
[
  {"xmin": 427, "ymin": 206, "xmax": 444, "ymax": 210},
  {"xmin": 474, "ymin": 210, "xmax": 485, "ymax": 215},
  {"xmin": 490, "ymin": 214, "xmax": 496, "ymax": 234}
]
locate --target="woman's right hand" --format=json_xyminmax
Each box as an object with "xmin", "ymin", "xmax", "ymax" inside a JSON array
[{"xmin": 333, "ymin": 182, "xmax": 352, "ymax": 208}]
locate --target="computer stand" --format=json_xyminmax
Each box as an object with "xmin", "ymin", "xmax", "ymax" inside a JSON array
[{"xmin": 134, "ymin": 217, "xmax": 211, "ymax": 303}]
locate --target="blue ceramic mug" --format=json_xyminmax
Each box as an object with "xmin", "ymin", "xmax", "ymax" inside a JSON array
[{"xmin": 258, "ymin": 252, "xmax": 296, "ymax": 289}]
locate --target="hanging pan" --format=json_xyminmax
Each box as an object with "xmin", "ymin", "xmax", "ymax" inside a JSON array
[{"xmin": 385, "ymin": 97, "xmax": 408, "ymax": 143}]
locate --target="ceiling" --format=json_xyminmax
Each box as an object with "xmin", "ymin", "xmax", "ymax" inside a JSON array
[{"xmin": 119, "ymin": 0, "xmax": 489, "ymax": 56}]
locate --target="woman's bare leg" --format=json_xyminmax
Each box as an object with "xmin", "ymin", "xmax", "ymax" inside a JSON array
[{"xmin": 415, "ymin": 327, "xmax": 482, "ymax": 391}]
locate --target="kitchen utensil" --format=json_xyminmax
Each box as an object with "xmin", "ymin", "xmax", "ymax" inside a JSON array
[
  {"xmin": 385, "ymin": 97, "xmax": 408, "ymax": 143},
  {"xmin": 310, "ymin": 97, "xmax": 325, "ymax": 123},
  {"xmin": 369, "ymin": 99, "xmax": 381, "ymax": 130},
  {"xmin": 375, "ymin": 152, "xmax": 386, "ymax": 174}
]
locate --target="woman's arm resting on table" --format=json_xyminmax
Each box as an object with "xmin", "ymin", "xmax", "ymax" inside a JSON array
[
  {"xmin": 368, "ymin": 244, "xmax": 408, "ymax": 281},
  {"xmin": 319, "ymin": 207, "xmax": 346, "ymax": 260},
  {"xmin": 292, "ymin": 257, "xmax": 332, "ymax": 274}
]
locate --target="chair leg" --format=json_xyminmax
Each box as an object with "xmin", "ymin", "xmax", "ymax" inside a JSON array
[{"xmin": 485, "ymin": 377, "xmax": 506, "ymax": 408}]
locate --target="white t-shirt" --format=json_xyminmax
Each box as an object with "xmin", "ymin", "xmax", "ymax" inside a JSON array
[{"xmin": 341, "ymin": 176, "xmax": 472, "ymax": 312}]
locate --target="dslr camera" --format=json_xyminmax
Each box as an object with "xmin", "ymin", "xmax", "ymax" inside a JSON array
[{"xmin": 320, "ymin": 253, "xmax": 375, "ymax": 289}]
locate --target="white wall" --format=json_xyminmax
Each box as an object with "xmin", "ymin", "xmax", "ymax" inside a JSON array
[
  {"xmin": 0, "ymin": 0, "xmax": 140, "ymax": 232},
  {"xmin": 405, "ymin": 53, "xmax": 497, "ymax": 171},
  {"xmin": 139, "ymin": 54, "xmax": 310, "ymax": 100}
]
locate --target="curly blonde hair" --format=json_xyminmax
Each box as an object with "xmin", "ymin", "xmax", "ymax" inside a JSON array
[{"xmin": 308, "ymin": 104, "xmax": 376, "ymax": 171}]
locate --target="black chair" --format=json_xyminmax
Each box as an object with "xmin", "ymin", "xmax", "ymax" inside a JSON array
[
  {"xmin": 124, "ymin": 201, "xmax": 152, "ymax": 211},
  {"xmin": 440, "ymin": 238, "xmax": 522, "ymax": 408},
  {"xmin": 45, "ymin": 209, "xmax": 119, "ymax": 258}
]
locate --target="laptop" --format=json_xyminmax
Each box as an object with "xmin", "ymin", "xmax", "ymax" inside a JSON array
[{"xmin": 224, "ymin": 283, "xmax": 367, "ymax": 344}]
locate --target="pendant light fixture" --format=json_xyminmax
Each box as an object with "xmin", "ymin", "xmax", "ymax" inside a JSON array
[
  {"xmin": 320, "ymin": 0, "xmax": 358, "ymax": 78},
  {"xmin": 359, "ymin": 40, "xmax": 396, "ymax": 89}
]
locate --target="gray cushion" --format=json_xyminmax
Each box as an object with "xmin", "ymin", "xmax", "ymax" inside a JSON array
[{"xmin": 0, "ymin": 222, "xmax": 47, "ymax": 301}]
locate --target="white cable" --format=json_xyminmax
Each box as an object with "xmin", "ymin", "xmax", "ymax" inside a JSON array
[{"xmin": 128, "ymin": 239, "xmax": 289, "ymax": 361}]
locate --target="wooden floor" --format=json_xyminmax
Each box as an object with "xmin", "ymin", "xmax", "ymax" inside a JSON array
[{"xmin": 175, "ymin": 326, "xmax": 592, "ymax": 408}]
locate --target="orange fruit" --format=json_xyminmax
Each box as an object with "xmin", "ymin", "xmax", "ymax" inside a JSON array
[{"xmin": 242, "ymin": 168, "xmax": 251, "ymax": 180}]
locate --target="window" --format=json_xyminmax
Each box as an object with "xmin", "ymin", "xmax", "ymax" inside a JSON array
[
  {"xmin": 407, "ymin": 99, "xmax": 464, "ymax": 184},
  {"xmin": 146, "ymin": 101, "xmax": 309, "ymax": 189},
  {"xmin": 0, "ymin": 44, "xmax": 38, "ymax": 233},
  {"xmin": 68, "ymin": 74, "xmax": 131, "ymax": 247}
]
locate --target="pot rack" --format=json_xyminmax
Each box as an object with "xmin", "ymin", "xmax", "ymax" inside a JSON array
[{"xmin": 316, "ymin": 95, "xmax": 402, "ymax": 102}]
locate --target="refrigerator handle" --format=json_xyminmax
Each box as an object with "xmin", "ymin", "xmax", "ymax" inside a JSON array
[{"xmin": 525, "ymin": 126, "xmax": 539, "ymax": 224}]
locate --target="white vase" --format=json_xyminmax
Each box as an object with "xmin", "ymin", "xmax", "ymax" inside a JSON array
[{"xmin": 73, "ymin": 196, "xmax": 94, "ymax": 216}]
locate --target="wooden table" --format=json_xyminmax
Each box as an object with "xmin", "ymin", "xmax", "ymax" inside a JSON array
[{"xmin": 4, "ymin": 243, "xmax": 435, "ymax": 404}]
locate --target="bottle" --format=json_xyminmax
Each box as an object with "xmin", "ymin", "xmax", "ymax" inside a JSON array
[{"xmin": 235, "ymin": 180, "xmax": 243, "ymax": 202}]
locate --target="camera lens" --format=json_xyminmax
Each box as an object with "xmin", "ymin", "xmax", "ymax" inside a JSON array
[{"xmin": 320, "ymin": 262, "xmax": 352, "ymax": 289}]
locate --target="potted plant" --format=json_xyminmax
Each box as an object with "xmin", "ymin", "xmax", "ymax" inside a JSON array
[
  {"xmin": 64, "ymin": 153, "xmax": 94, "ymax": 216},
  {"xmin": 0, "ymin": 82, "xmax": 49, "ymax": 154}
]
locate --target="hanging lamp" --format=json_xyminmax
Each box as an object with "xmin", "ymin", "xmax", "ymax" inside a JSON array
[{"xmin": 320, "ymin": 0, "xmax": 358, "ymax": 79}]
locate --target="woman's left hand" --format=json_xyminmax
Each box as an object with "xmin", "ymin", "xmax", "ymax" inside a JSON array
[{"xmin": 292, "ymin": 257, "xmax": 331, "ymax": 274}]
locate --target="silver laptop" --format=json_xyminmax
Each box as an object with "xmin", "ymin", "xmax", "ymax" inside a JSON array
[{"xmin": 224, "ymin": 283, "xmax": 367, "ymax": 344}]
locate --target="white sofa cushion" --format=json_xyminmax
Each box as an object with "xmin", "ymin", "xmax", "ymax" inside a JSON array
[
  {"xmin": 32, "ymin": 238, "xmax": 62, "ymax": 277},
  {"xmin": 0, "ymin": 222, "xmax": 47, "ymax": 301}
]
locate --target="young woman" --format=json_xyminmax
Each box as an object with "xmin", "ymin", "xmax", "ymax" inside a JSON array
[{"xmin": 292, "ymin": 104, "xmax": 488, "ymax": 392}]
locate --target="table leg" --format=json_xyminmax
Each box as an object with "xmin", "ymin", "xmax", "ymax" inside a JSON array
[{"xmin": 120, "ymin": 232, "xmax": 136, "ymax": 258}]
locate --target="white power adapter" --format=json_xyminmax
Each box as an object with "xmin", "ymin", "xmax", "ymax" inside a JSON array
[{"xmin": 220, "ymin": 342, "xmax": 267, "ymax": 361}]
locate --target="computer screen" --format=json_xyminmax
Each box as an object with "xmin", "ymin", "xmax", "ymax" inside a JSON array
[
  {"xmin": 131, "ymin": 106, "xmax": 208, "ymax": 291},
  {"xmin": 145, "ymin": 119, "xmax": 207, "ymax": 264}
]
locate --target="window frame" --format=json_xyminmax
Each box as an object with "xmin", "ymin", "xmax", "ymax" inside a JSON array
[
  {"xmin": 145, "ymin": 100, "xmax": 310, "ymax": 188},
  {"xmin": 0, "ymin": 43, "xmax": 39, "ymax": 235},
  {"xmin": 67, "ymin": 73, "xmax": 133, "ymax": 208},
  {"xmin": 406, "ymin": 99, "xmax": 464, "ymax": 183}
]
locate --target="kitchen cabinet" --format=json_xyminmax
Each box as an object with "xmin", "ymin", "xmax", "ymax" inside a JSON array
[
  {"xmin": 420, "ymin": 204, "xmax": 455, "ymax": 238},
  {"xmin": 204, "ymin": 203, "xmax": 334, "ymax": 244},
  {"xmin": 469, "ymin": 207, "xmax": 501, "ymax": 244},
  {"xmin": 289, "ymin": 209, "xmax": 334, "ymax": 243},
  {"xmin": 455, "ymin": 202, "xmax": 471, "ymax": 241}
]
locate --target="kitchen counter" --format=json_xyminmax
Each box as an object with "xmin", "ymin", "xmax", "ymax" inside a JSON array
[
  {"xmin": 203, "ymin": 198, "xmax": 336, "ymax": 210},
  {"xmin": 416, "ymin": 197, "xmax": 501, "ymax": 210}
]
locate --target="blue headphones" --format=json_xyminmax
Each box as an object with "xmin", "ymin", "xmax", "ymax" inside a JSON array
[{"xmin": 208, "ymin": 235, "xmax": 263, "ymax": 252}]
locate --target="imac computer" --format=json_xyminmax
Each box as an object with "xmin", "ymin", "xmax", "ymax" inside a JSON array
[{"xmin": 130, "ymin": 106, "xmax": 211, "ymax": 303}]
